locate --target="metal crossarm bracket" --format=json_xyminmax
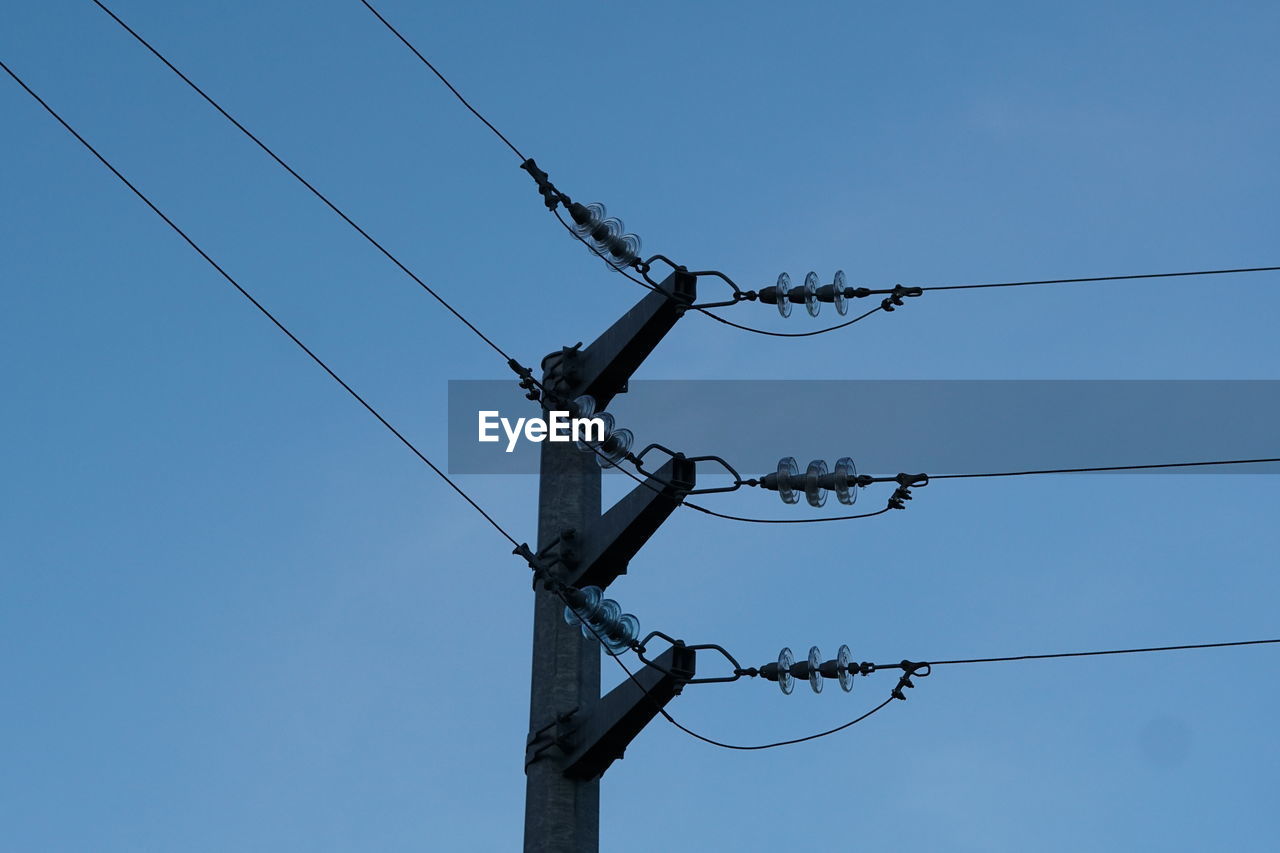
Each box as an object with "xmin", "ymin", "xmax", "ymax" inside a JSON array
[
  {"xmin": 560, "ymin": 645, "xmax": 697, "ymax": 781},
  {"xmin": 542, "ymin": 271, "xmax": 697, "ymax": 409},
  {"xmin": 545, "ymin": 456, "xmax": 695, "ymax": 591},
  {"xmin": 524, "ymin": 707, "xmax": 579, "ymax": 770}
]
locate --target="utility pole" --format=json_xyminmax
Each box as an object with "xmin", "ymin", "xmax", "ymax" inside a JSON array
[
  {"xmin": 524, "ymin": 437, "xmax": 602, "ymax": 852},
  {"xmin": 523, "ymin": 271, "xmax": 698, "ymax": 852}
]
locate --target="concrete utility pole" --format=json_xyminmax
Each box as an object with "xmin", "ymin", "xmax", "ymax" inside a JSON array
[
  {"xmin": 522, "ymin": 271, "xmax": 700, "ymax": 852},
  {"xmin": 524, "ymin": 438, "xmax": 602, "ymax": 852}
]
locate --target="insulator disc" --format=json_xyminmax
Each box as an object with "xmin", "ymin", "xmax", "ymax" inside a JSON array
[
  {"xmin": 833, "ymin": 457, "xmax": 858, "ymax": 505},
  {"xmin": 778, "ymin": 647, "xmax": 795, "ymax": 695},
  {"xmin": 588, "ymin": 217, "xmax": 624, "ymax": 254},
  {"xmin": 805, "ymin": 459, "xmax": 829, "ymax": 507},
  {"xmin": 572, "ymin": 394, "xmax": 597, "ymax": 419},
  {"xmin": 804, "ymin": 272, "xmax": 821, "ymax": 317},
  {"xmin": 606, "ymin": 233, "xmax": 641, "ymax": 265},
  {"xmin": 570, "ymin": 202, "xmax": 607, "ymax": 237},
  {"xmin": 581, "ymin": 599, "xmax": 621, "ymax": 642},
  {"xmin": 595, "ymin": 428, "xmax": 634, "ymax": 468},
  {"xmin": 775, "ymin": 273, "xmax": 793, "ymax": 318},
  {"xmin": 575, "ymin": 412, "xmax": 614, "ymax": 452},
  {"xmin": 561, "ymin": 585, "xmax": 603, "ymax": 627},
  {"xmin": 602, "ymin": 613, "xmax": 640, "ymax": 655},
  {"xmin": 837, "ymin": 644, "xmax": 855, "ymax": 692},
  {"xmin": 808, "ymin": 646, "xmax": 824, "ymax": 693},
  {"xmin": 833, "ymin": 270, "xmax": 848, "ymax": 316},
  {"xmin": 776, "ymin": 457, "xmax": 800, "ymax": 505}
]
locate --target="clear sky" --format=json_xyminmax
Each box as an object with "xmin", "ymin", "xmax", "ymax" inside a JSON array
[{"xmin": 3, "ymin": 2, "xmax": 1278, "ymax": 851}]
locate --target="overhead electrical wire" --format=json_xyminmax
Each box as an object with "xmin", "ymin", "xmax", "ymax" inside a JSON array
[
  {"xmin": 550, "ymin": 206, "xmax": 891, "ymax": 336},
  {"xmin": 355, "ymin": 0, "xmax": 1280, "ymax": 339},
  {"xmin": 665, "ymin": 686, "xmax": 896, "ymax": 747},
  {"xmin": 696, "ymin": 304, "xmax": 884, "ymax": 338},
  {"xmin": 715, "ymin": 264, "xmax": 1280, "ymax": 337},
  {"xmin": 581, "ymin": 582, "xmax": 1280, "ymax": 751},
  {"xmin": 925, "ymin": 637, "xmax": 1280, "ymax": 667},
  {"xmin": 355, "ymin": 0, "xmax": 525, "ymax": 161},
  {"xmin": 30, "ymin": 0, "xmax": 1279, "ymax": 770},
  {"xmin": 566, "ymin": 584, "xmax": 902, "ymax": 750},
  {"xmin": 928, "ymin": 457, "xmax": 1280, "ymax": 480},
  {"xmin": 683, "ymin": 503, "xmax": 894, "ymax": 524},
  {"xmin": 723, "ymin": 635, "xmax": 1280, "ymax": 750},
  {"xmin": 700, "ymin": 454, "xmax": 1280, "ymax": 524},
  {"xmin": 0, "ymin": 59, "xmax": 522, "ymax": 550},
  {"xmin": 68, "ymin": 0, "xmax": 1280, "ymax": 749},
  {"xmin": 605, "ymin": 452, "xmax": 1280, "ymax": 525},
  {"xmin": 90, "ymin": 0, "xmax": 541, "ymax": 390},
  {"xmin": 90, "ymin": 4, "xmax": 1272, "ymax": 537},
  {"xmin": 918, "ymin": 265, "xmax": 1280, "ymax": 292},
  {"xmin": 355, "ymin": 1, "xmax": 901, "ymax": 338}
]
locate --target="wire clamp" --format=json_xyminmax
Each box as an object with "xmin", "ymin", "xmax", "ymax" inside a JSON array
[
  {"xmin": 516, "ymin": 542, "xmax": 554, "ymax": 589},
  {"xmin": 539, "ymin": 344, "xmax": 583, "ymax": 406},
  {"xmin": 891, "ymin": 660, "xmax": 931, "ymax": 700},
  {"xmin": 520, "ymin": 158, "xmax": 569, "ymax": 211},
  {"xmin": 887, "ymin": 472, "xmax": 929, "ymax": 509},
  {"xmin": 526, "ymin": 530, "xmax": 581, "ymax": 590},
  {"xmin": 524, "ymin": 706, "xmax": 579, "ymax": 768},
  {"xmin": 506, "ymin": 358, "xmax": 544, "ymax": 402},
  {"xmin": 518, "ymin": 534, "xmax": 581, "ymax": 591},
  {"xmin": 880, "ymin": 284, "xmax": 923, "ymax": 312}
]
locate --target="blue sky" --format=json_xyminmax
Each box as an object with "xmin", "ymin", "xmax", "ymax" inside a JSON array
[{"xmin": 3, "ymin": 2, "xmax": 1278, "ymax": 850}]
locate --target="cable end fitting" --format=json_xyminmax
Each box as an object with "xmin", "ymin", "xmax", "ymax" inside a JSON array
[
  {"xmin": 507, "ymin": 358, "xmax": 544, "ymax": 403},
  {"xmin": 880, "ymin": 284, "xmax": 923, "ymax": 312},
  {"xmin": 521, "ymin": 158, "xmax": 569, "ymax": 211}
]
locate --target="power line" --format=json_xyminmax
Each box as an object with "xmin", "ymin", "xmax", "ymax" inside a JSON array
[
  {"xmin": 925, "ymin": 637, "xmax": 1280, "ymax": 667},
  {"xmin": 354, "ymin": 0, "xmax": 893, "ymax": 339},
  {"xmin": 735, "ymin": 456, "xmax": 1280, "ymax": 523},
  {"xmin": 715, "ymin": 264, "xmax": 1280, "ymax": 336},
  {"xmin": 921, "ymin": 265, "xmax": 1280, "ymax": 292},
  {"xmin": 600, "ymin": 437, "xmax": 1280, "ymax": 524},
  {"xmin": 353, "ymin": 2, "xmax": 1280, "ymax": 342},
  {"xmin": 692, "ymin": 263, "xmax": 1280, "ymax": 337},
  {"xmin": 583, "ymin": 623, "xmax": 1280, "ymax": 751},
  {"xmin": 550, "ymin": 207, "xmax": 894, "ymax": 336},
  {"xmin": 700, "ymin": 303, "xmax": 884, "ymax": 338},
  {"xmin": 356, "ymin": 0, "xmax": 524, "ymax": 161},
  {"xmin": 705, "ymin": 636, "xmax": 1280, "ymax": 749},
  {"xmin": 684, "ymin": 503, "xmax": 894, "ymax": 524},
  {"xmin": 567, "ymin": 201, "xmax": 1279, "ymax": 339},
  {"xmin": 930, "ymin": 457, "xmax": 1280, "ymax": 480},
  {"xmin": 566, "ymin": 585, "xmax": 900, "ymax": 751},
  {"xmin": 90, "ymin": 0, "xmax": 538, "ymax": 387},
  {"xmin": 217, "ymin": 0, "xmax": 1280, "ymax": 768},
  {"xmin": 664, "ymin": 693, "xmax": 896, "ymax": 751},
  {"xmin": 559, "ymin": 214, "xmax": 1280, "ymax": 337},
  {"xmin": 0, "ymin": 58, "xmax": 521, "ymax": 549},
  {"xmin": 35, "ymin": 1, "xmax": 1279, "ymax": 821},
  {"xmin": 610, "ymin": 452, "xmax": 1280, "ymax": 525}
]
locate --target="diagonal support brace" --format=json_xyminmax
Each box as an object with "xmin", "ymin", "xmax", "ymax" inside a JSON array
[
  {"xmin": 560, "ymin": 645, "xmax": 697, "ymax": 781},
  {"xmin": 539, "ymin": 456, "xmax": 695, "ymax": 591},
  {"xmin": 542, "ymin": 271, "xmax": 697, "ymax": 410}
]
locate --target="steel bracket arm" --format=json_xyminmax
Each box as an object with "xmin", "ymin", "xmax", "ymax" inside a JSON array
[
  {"xmin": 542, "ymin": 271, "xmax": 696, "ymax": 410},
  {"xmin": 558, "ymin": 455, "xmax": 695, "ymax": 590},
  {"xmin": 561, "ymin": 644, "xmax": 697, "ymax": 781}
]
